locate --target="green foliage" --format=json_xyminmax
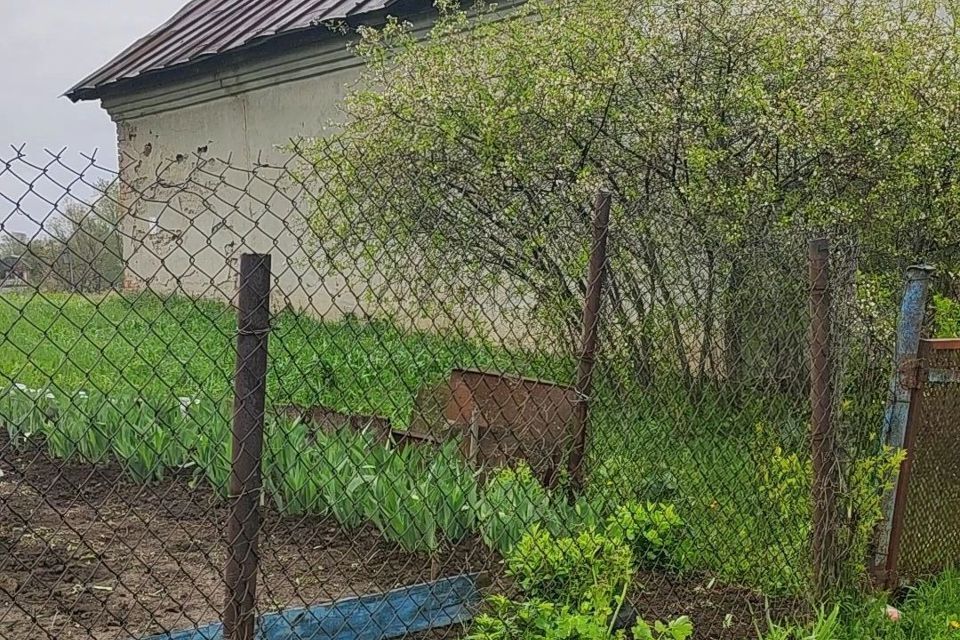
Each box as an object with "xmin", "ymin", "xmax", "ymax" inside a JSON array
[
  {"xmin": 320, "ymin": 427, "xmax": 380, "ymax": 528},
  {"xmin": 263, "ymin": 419, "xmax": 479, "ymax": 552},
  {"xmin": 3, "ymin": 387, "xmax": 189, "ymax": 484},
  {"xmin": 479, "ymin": 463, "xmax": 560, "ymax": 554},
  {"xmin": 763, "ymin": 606, "xmax": 843, "ymax": 640},
  {"xmin": 506, "ymin": 527, "xmax": 634, "ymax": 613},
  {"xmin": 184, "ymin": 400, "xmax": 232, "ymax": 496},
  {"xmin": 467, "ymin": 596, "xmax": 622, "ymax": 640},
  {"xmin": 586, "ymin": 456, "xmax": 678, "ymax": 510},
  {"xmin": 632, "ymin": 616, "xmax": 694, "ymax": 640},
  {"xmin": 264, "ymin": 418, "xmax": 329, "ymax": 516},
  {"xmin": 604, "ymin": 501, "xmax": 684, "ymax": 567},
  {"xmin": 305, "ymin": 0, "xmax": 960, "ymax": 386},
  {"xmin": 0, "ymin": 385, "xmax": 49, "ymax": 451},
  {"xmin": 0, "ymin": 180, "xmax": 124, "ymax": 294},
  {"xmin": 755, "ymin": 440, "xmax": 905, "ymax": 591},
  {"xmin": 367, "ymin": 444, "xmax": 440, "ymax": 552},
  {"xmin": 467, "ymin": 597, "xmax": 694, "ymax": 640},
  {"xmin": 933, "ymin": 295, "xmax": 960, "ymax": 337},
  {"xmin": 471, "ymin": 525, "xmax": 691, "ymax": 640},
  {"xmin": 428, "ymin": 439, "xmax": 479, "ymax": 542},
  {"xmin": 0, "ymin": 381, "xmax": 484, "ymax": 553},
  {"xmin": 762, "ymin": 570, "xmax": 960, "ymax": 639},
  {"xmin": 0, "ymin": 292, "xmax": 561, "ymax": 427}
]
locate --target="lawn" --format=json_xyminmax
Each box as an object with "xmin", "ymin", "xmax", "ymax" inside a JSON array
[{"xmin": 0, "ymin": 291, "xmax": 569, "ymax": 425}]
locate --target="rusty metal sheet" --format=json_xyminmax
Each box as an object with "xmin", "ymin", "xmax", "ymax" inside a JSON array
[
  {"xmin": 410, "ymin": 368, "xmax": 577, "ymax": 486},
  {"xmin": 66, "ymin": 0, "xmax": 410, "ymax": 101},
  {"xmin": 277, "ymin": 403, "xmax": 443, "ymax": 450},
  {"xmin": 277, "ymin": 404, "xmax": 392, "ymax": 441},
  {"xmin": 886, "ymin": 339, "xmax": 960, "ymax": 585}
]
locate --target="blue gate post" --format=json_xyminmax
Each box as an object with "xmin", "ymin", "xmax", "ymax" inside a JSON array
[{"xmin": 874, "ymin": 264, "xmax": 934, "ymax": 582}]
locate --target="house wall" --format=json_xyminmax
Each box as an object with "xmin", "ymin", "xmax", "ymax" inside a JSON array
[
  {"xmin": 105, "ymin": 36, "xmax": 370, "ymax": 318},
  {"xmin": 101, "ymin": 2, "xmax": 537, "ymax": 342}
]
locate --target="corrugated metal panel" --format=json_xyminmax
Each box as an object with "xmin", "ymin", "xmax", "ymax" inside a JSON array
[{"xmin": 66, "ymin": 0, "xmax": 405, "ymax": 101}]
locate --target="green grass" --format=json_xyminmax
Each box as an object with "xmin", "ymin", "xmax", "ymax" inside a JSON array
[
  {"xmin": 0, "ymin": 291, "xmax": 568, "ymax": 425},
  {"xmin": 763, "ymin": 570, "xmax": 960, "ymax": 639}
]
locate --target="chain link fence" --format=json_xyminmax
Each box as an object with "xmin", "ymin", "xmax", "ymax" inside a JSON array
[{"xmin": 0, "ymin": 144, "xmax": 940, "ymax": 640}]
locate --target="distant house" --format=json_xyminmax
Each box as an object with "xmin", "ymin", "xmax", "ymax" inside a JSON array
[{"xmin": 66, "ymin": 0, "xmax": 516, "ymax": 316}]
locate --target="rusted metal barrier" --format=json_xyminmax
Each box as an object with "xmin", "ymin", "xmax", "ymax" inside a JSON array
[
  {"xmin": 410, "ymin": 368, "xmax": 576, "ymax": 486},
  {"xmin": 878, "ymin": 337, "xmax": 960, "ymax": 588}
]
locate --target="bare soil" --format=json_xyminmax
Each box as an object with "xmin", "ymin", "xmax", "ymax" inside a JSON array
[{"xmin": 0, "ymin": 437, "xmax": 798, "ymax": 640}]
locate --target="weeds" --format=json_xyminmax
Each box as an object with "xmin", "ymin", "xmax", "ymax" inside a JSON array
[{"xmin": 761, "ymin": 570, "xmax": 960, "ymax": 639}]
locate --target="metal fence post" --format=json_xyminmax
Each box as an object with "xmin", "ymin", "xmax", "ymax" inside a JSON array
[
  {"xmin": 808, "ymin": 238, "xmax": 840, "ymax": 597},
  {"xmin": 873, "ymin": 264, "xmax": 934, "ymax": 582},
  {"xmin": 567, "ymin": 191, "xmax": 612, "ymax": 497},
  {"xmin": 223, "ymin": 253, "xmax": 272, "ymax": 640}
]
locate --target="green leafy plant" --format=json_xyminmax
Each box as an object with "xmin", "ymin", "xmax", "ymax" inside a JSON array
[
  {"xmin": 604, "ymin": 501, "xmax": 684, "ymax": 567},
  {"xmin": 186, "ymin": 400, "xmax": 232, "ymax": 496},
  {"xmin": 264, "ymin": 418, "xmax": 326, "ymax": 516},
  {"xmin": 466, "ymin": 596, "xmax": 694, "ymax": 640},
  {"xmin": 467, "ymin": 596, "xmax": 624, "ymax": 640},
  {"xmin": 588, "ymin": 456, "xmax": 679, "ymax": 511},
  {"xmin": 933, "ymin": 295, "xmax": 960, "ymax": 338},
  {"xmin": 427, "ymin": 439, "xmax": 478, "ymax": 542},
  {"xmin": 317, "ymin": 427, "xmax": 379, "ymax": 529},
  {"xmin": 479, "ymin": 463, "xmax": 558, "ymax": 555},
  {"xmin": 632, "ymin": 616, "xmax": 694, "ymax": 640},
  {"xmin": 554, "ymin": 494, "xmax": 606, "ymax": 537},
  {"xmin": 0, "ymin": 385, "xmax": 52, "ymax": 451},
  {"xmin": 367, "ymin": 445, "xmax": 440, "ymax": 552},
  {"xmin": 506, "ymin": 526, "xmax": 633, "ymax": 614}
]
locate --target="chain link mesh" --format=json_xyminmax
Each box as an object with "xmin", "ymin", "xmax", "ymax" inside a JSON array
[
  {"xmin": 894, "ymin": 340, "xmax": 960, "ymax": 584},
  {"xmin": 0, "ymin": 143, "xmax": 936, "ymax": 640}
]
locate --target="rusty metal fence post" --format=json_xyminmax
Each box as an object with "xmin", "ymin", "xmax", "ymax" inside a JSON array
[
  {"xmin": 567, "ymin": 190, "xmax": 612, "ymax": 497},
  {"xmin": 223, "ymin": 253, "xmax": 272, "ymax": 640},
  {"xmin": 808, "ymin": 238, "xmax": 840, "ymax": 597}
]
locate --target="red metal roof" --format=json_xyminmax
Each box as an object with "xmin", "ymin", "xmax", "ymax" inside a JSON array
[{"xmin": 66, "ymin": 0, "xmax": 416, "ymax": 101}]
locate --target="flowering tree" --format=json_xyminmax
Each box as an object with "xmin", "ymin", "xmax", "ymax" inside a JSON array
[{"xmin": 305, "ymin": 0, "xmax": 960, "ymax": 387}]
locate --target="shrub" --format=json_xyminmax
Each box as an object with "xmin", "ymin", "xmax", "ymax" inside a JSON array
[
  {"xmin": 466, "ymin": 596, "xmax": 694, "ymax": 640},
  {"xmin": 587, "ymin": 456, "xmax": 678, "ymax": 512},
  {"xmin": 467, "ymin": 597, "xmax": 620, "ymax": 640},
  {"xmin": 604, "ymin": 501, "xmax": 685, "ymax": 568},
  {"xmin": 506, "ymin": 527, "xmax": 634, "ymax": 614},
  {"xmin": 933, "ymin": 295, "xmax": 960, "ymax": 338},
  {"xmin": 757, "ymin": 443, "xmax": 904, "ymax": 591},
  {"xmin": 761, "ymin": 570, "xmax": 960, "ymax": 639},
  {"xmin": 306, "ymin": 0, "xmax": 960, "ymax": 386}
]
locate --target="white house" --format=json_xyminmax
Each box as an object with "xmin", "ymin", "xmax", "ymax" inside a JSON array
[{"xmin": 67, "ymin": 0, "xmax": 490, "ymax": 318}]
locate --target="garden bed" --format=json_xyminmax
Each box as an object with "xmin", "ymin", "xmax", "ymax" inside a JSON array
[
  {"xmin": 0, "ymin": 435, "xmax": 799, "ymax": 639},
  {"xmin": 0, "ymin": 437, "xmax": 486, "ymax": 640}
]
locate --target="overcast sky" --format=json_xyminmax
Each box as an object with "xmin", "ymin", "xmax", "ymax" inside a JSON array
[{"xmin": 0, "ymin": 0, "xmax": 186, "ymax": 236}]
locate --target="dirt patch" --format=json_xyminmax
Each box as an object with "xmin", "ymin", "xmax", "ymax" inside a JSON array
[
  {"xmin": 0, "ymin": 440, "xmax": 488, "ymax": 640},
  {"xmin": 0, "ymin": 437, "xmax": 797, "ymax": 639},
  {"xmin": 628, "ymin": 569, "xmax": 802, "ymax": 639}
]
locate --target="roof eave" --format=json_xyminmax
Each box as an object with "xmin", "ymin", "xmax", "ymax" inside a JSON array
[{"xmin": 65, "ymin": 0, "xmax": 436, "ymax": 104}]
